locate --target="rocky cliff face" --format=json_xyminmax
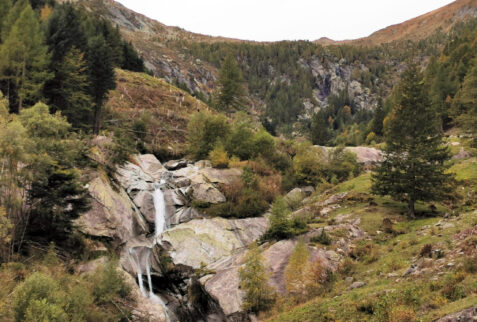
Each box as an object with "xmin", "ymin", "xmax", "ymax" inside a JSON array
[{"xmin": 298, "ymin": 56, "xmax": 379, "ymax": 118}]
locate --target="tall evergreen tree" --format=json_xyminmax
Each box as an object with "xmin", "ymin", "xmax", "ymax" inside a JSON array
[
  {"xmin": 19, "ymin": 102, "xmax": 90, "ymax": 242},
  {"xmin": 311, "ymin": 110, "xmax": 330, "ymax": 145},
  {"xmin": 0, "ymin": 4, "xmax": 51, "ymax": 112},
  {"xmin": 45, "ymin": 3, "xmax": 87, "ymax": 64},
  {"xmin": 87, "ymin": 35, "xmax": 116, "ymax": 134},
  {"xmin": 1, "ymin": 0, "xmax": 27, "ymax": 41},
  {"xmin": 47, "ymin": 47, "xmax": 93, "ymax": 129},
  {"xmin": 214, "ymin": 53, "xmax": 246, "ymax": 112},
  {"xmin": 0, "ymin": 0, "xmax": 12, "ymax": 42},
  {"xmin": 371, "ymin": 98, "xmax": 386, "ymax": 136},
  {"xmin": 372, "ymin": 64, "xmax": 453, "ymax": 218},
  {"xmin": 121, "ymin": 41, "xmax": 145, "ymax": 72},
  {"xmin": 451, "ymin": 57, "xmax": 477, "ymax": 138}
]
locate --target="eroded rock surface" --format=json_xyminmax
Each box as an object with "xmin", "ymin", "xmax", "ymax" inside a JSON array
[
  {"xmin": 318, "ymin": 146, "xmax": 383, "ymax": 165},
  {"xmin": 75, "ymin": 174, "xmax": 148, "ymax": 243},
  {"xmin": 158, "ymin": 217, "xmax": 269, "ymax": 269},
  {"xmin": 436, "ymin": 306, "xmax": 477, "ymax": 322}
]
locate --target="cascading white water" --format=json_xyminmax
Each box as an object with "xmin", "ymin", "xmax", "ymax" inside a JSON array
[
  {"xmin": 128, "ymin": 179, "xmax": 170, "ymax": 321},
  {"xmin": 153, "ymin": 180, "xmax": 167, "ymax": 237},
  {"xmin": 129, "ymin": 248, "xmax": 146, "ymax": 296}
]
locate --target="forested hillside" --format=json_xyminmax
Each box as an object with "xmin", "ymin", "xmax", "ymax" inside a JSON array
[{"xmin": 73, "ymin": 0, "xmax": 477, "ymax": 144}]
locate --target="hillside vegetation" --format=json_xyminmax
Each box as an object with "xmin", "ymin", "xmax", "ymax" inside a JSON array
[{"xmin": 265, "ymin": 151, "xmax": 477, "ymax": 322}]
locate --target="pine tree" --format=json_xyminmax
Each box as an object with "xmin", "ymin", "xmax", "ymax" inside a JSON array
[
  {"xmin": 1, "ymin": 0, "xmax": 27, "ymax": 41},
  {"xmin": 451, "ymin": 58, "xmax": 477, "ymax": 138},
  {"xmin": 214, "ymin": 53, "xmax": 246, "ymax": 112},
  {"xmin": 87, "ymin": 35, "xmax": 116, "ymax": 134},
  {"xmin": 371, "ymin": 98, "xmax": 386, "ymax": 136},
  {"xmin": 372, "ymin": 64, "xmax": 453, "ymax": 218},
  {"xmin": 0, "ymin": 0, "xmax": 12, "ymax": 42},
  {"xmin": 19, "ymin": 102, "xmax": 90, "ymax": 242},
  {"xmin": 0, "ymin": 4, "xmax": 51, "ymax": 112},
  {"xmin": 239, "ymin": 242, "xmax": 275, "ymax": 313},
  {"xmin": 311, "ymin": 110, "xmax": 330, "ymax": 145},
  {"xmin": 45, "ymin": 3, "xmax": 87, "ymax": 64},
  {"xmin": 47, "ymin": 47, "xmax": 93, "ymax": 129},
  {"xmin": 264, "ymin": 196, "xmax": 293, "ymax": 240},
  {"xmin": 121, "ymin": 41, "xmax": 145, "ymax": 72}
]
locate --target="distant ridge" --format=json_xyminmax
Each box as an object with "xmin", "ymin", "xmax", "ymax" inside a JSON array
[{"xmin": 313, "ymin": 0, "xmax": 477, "ymax": 46}]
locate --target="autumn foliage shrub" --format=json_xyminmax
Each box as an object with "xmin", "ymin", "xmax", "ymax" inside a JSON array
[{"xmin": 209, "ymin": 143, "xmax": 229, "ymax": 168}]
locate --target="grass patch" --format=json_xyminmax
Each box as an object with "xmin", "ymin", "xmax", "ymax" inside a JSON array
[
  {"xmin": 449, "ymin": 158, "xmax": 477, "ymax": 182},
  {"xmin": 336, "ymin": 173, "xmax": 372, "ymax": 193}
]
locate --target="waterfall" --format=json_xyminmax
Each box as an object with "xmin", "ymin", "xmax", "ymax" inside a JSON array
[
  {"xmin": 129, "ymin": 248, "xmax": 146, "ymax": 296},
  {"xmin": 128, "ymin": 178, "xmax": 170, "ymax": 321},
  {"xmin": 153, "ymin": 180, "xmax": 167, "ymax": 237}
]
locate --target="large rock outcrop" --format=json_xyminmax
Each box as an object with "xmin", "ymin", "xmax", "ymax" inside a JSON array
[
  {"xmin": 317, "ymin": 146, "xmax": 383, "ymax": 165},
  {"xmin": 75, "ymin": 173, "xmax": 148, "ymax": 243},
  {"xmin": 115, "ymin": 156, "xmax": 243, "ymax": 229},
  {"xmin": 158, "ymin": 217, "xmax": 269, "ymax": 269}
]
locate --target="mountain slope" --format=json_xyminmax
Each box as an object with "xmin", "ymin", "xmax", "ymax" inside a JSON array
[
  {"xmin": 349, "ymin": 0, "xmax": 477, "ymax": 46},
  {"xmin": 105, "ymin": 69, "xmax": 211, "ymax": 157},
  {"xmin": 82, "ymin": 0, "xmax": 476, "ymax": 140}
]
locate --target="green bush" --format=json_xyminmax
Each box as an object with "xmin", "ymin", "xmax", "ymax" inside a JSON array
[
  {"xmin": 293, "ymin": 142, "xmax": 325, "ymax": 186},
  {"xmin": 311, "ymin": 229, "xmax": 331, "ymax": 245},
  {"xmin": 325, "ymin": 147, "xmax": 361, "ymax": 182},
  {"xmin": 263, "ymin": 196, "xmax": 308, "ymax": 241},
  {"xmin": 187, "ymin": 112, "xmax": 230, "ymax": 160},
  {"xmin": 463, "ymin": 254, "xmax": 477, "ymax": 273},
  {"xmin": 13, "ymin": 272, "xmax": 64, "ymax": 322},
  {"xmin": 209, "ymin": 143, "xmax": 229, "ymax": 168},
  {"xmin": 90, "ymin": 260, "xmax": 131, "ymax": 304},
  {"xmin": 24, "ymin": 299, "xmax": 68, "ymax": 322},
  {"xmin": 441, "ymin": 273, "xmax": 467, "ymax": 301},
  {"xmin": 252, "ymin": 128, "xmax": 276, "ymax": 160},
  {"xmin": 207, "ymin": 184, "xmax": 268, "ymax": 219},
  {"xmin": 292, "ymin": 142, "xmax": 361, "ymax": 186},
  {"xmin": 225, "ymin": 118, "xmax": 256, "ymax": 160}
]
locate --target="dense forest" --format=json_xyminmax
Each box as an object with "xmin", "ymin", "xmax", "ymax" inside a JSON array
[{"xmin": 0, "ymin": 0, "xmax": 144, "ymax": 131}]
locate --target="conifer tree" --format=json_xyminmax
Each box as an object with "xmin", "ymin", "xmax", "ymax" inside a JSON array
[
  {"xmin": 87, "ymin": 35, "xmax": 116, "ymax": 134},
  {"xmin": 121, "ymin": 41, "xmax": 145, "ymax": 72},
  {"xmin": 372, "ymin": 64, "xmax": 453, "ymax": 218},
  {"xmin": 263, "ymin": 196, "xmax": 294, "ymax": 240},
  {"xmin": 311, "ymin": 110, "xmax": 330, "ymax": 145},
  {"xmin": 239, "ymin": 242, "xmax": 275, "ymax": 313},
  {"xmin": 451, "ymin": 58, "xmax": 477, "ymax": 138},
  {"xmin": 19, "ymin": 102, "xmax": 90, "ymax": 242},
  {"xmin": 47, "ymin": 47, "xmax": 93, "ymax": 129},
  {"xmin": 214, "ymin": 53, "xmax": 246, "ymax": 112},
  {"xmin": 45, "ymin": 3, "xmax": 87, "ymax": 64},
  {"xmin": 1, "ymin": 0, "xmax": 27, "ymax": 41},
  {"xmin": 0, "ymin": 4, "xmax": 51, "ymax": 112},
  {"xmin": 371, "ymin": 98, "xmax": 386, "ymax": 136},
  {"xmin": 0, "ymin": 0, "xmax": 12, "ymax": 42}
]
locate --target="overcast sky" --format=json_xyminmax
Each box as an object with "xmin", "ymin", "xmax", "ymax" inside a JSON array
[{"xmin": 115, "ymin": 0, "xmax": 455, "ymax": 42}]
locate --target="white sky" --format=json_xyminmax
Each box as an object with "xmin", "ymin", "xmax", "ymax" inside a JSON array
[{"xmin": 116, "ymin": 0, "xmax": 455, "ymax": 42}]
